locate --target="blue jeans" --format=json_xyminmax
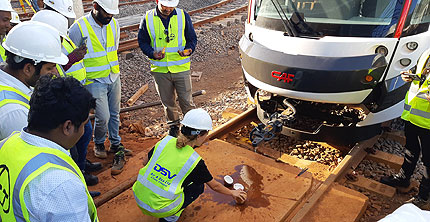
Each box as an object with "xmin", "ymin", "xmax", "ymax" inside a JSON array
[
  {"xmin": 75, "ymin": 121, "xmax": 93, "ymax": 170},
  {"xmin": 85, "ymin": 77, "xmax": 121, "ymax": 145}
]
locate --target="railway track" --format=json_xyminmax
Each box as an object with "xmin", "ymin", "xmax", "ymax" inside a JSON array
[
  {"xmin": 91, "ymin": 103, "xmax": 406, "ymax": 221},
  {"xmin": 117, "ymin": 0, "xmax": 248, "ymax": 52}
]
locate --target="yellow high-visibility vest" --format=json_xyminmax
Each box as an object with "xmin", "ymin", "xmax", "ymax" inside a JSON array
[
  {"xmin": 146, "ymin": 8, "xmax": 190, "ymax": 73},
  {"xmin": 76, "ymin": 17, "xmax": 119, "ymax": 80},
  {"xmin": 132, "ymin": 135, "xmax": 201, "ymax": 219},
  {"xmin": 401, "ymin": 49, "xmax": 430, "ymax": 129},
  {"xmin": 0, "ymin": 132, "xmax": 98, "ymax": 221},
  {"xmin": 0, "ymin": 85, "xmax": 30, "ymax": 109},
  {"xmin": 56, "ymin": 36, "xmax": 87, "ymax": 85}
]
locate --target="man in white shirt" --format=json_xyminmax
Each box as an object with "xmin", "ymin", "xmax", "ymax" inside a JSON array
[
  {"xmin": 0, "ymin": 75, "xmax": 98, "ymax": 221},
  {"xmin": 0, "ymin": 21, "xmax": 65, "ymax": 140}
]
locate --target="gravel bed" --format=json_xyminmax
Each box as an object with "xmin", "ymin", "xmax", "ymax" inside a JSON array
[
  {"xmin": 119, "ymin": 22, "xmax": 245, "ymax": 102},
  {"xmin": 118, "ymin": 0, "xmax": 224, "ymax": 18}
]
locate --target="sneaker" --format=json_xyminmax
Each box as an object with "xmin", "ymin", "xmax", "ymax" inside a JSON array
[
  {"xmin": 94, "ymin": 143, "xmax": 107, "ymax": 159},
  {"xmin": 169, "ymin": 125, "xmax": 179, "ymax": 137},
  {"xmin": 405, "ymin": 196, "xmax": 430, "ymax": 210},
  {"xmin": 83, "ymin": 170, "xmax": 99, "ymax": 186},
  {"xmin": 109, "ymin": 143, "xmax": 132, "ymax": 156},
  {"xmin": 85, "ymin": 159, "xmax": 102, "ymax": 172},
  {"xmin": 111, "ymin": 151, "xmax": 126, "ymax": 175},
  {"xmin": 380, "ymin": 174, "xmax": 411, "ymax": 192}
]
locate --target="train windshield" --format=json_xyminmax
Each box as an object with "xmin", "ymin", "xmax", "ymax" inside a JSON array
[{"xmin": 254, "ymin": 0, "xmax": 430, "ymax": 37}]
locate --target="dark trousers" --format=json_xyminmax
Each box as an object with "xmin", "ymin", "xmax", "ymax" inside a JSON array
[
  {"xmin": 401, "ymin": 121, "xmax": 430, "ymax": 199},
  {"xmin": 70, "ymin": 121, "xmax": 93, "ymax": 170}
]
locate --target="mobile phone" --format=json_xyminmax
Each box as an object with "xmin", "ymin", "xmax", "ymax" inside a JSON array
[
  {"xmin": 405, "ymin": 73, "xmax": 421, "ymax": 81},
  {"xmin": 80, "ymin": 37, "xmax": 88, "ymax": 47}
]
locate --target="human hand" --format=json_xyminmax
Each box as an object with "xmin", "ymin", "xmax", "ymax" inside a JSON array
[
  {"xmin": 401, "ymin": 70, "xmax": 413, "ymax": 82},
  {"xmin": 178, "ymin": 48, "xmax": 192, "ymax": 57},
  {"xmin": 231, "ymin": 189, "xmax": 247, "ymax": 205},
  {"xmin": 153, "ymin": 51, "xmax": 165, "ymax": 60},
  {"xmin": 71, "ymin": 44, "xmax": 87, "ymax": 61}
]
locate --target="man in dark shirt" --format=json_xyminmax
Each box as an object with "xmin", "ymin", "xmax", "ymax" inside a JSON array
[{"xmin": 138, "ymin": 0, "xmax": 197, "ymax": 137}]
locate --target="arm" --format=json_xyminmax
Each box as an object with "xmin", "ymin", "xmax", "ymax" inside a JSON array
[
  {"xmin": 183, "ymin": 11, "xmax": 197, "ymax": 54},
  {"xmin": 116, "ymin": 19, "xmax": 120, "ymax": 50},
  {"xmin": 206, "ymin": 179, "xmax": 247, "ymax": 204},
  {"xmin": 68, "ymin": 23, "xmax": 84, "ymax": 47},
  {"xmin": 138, "ymin": 16, "xmax": 156, "ymax": 59}
]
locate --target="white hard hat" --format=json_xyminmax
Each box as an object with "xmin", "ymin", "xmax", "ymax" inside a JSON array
[
  {"xmin": 3, "ymin": 21, "xmax": 68, "ymax": 65},
  {"xmin": 94, "ymin": 0, "xmax": 119, "ymax": 15},
  {"xmin": 10, "ymin": 11, "xmax": 20, "ymax": 24},
  {"xmin": 43, "ymin": 0, "xmax": 76, "ymax": 18},
  {"xmin": 0, "ymin": 0, "xmax": 14, "ymax": 12},
  {"xmin": 181, "ymin": 108, "xmax": 213, "ymax": 131},
  {"xmin": 159, "ymin": 0, "xmax": 179, "ymax": 7},
  {"xmin": 31, "ymin": 10, "xmax": 68, "ymax": 38}
]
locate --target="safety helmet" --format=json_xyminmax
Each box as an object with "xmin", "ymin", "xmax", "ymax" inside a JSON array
[
  {"xmin": 3, "ymin": 21, "xmax": 68, "ymax": 65},
  {"xmin": 0, "ymin": 0, "xmax": 14, "ymax": 12},
  {"xmin": 94, "ymin": 0, "xmax": 119, "ymax": 15},
  {"xmin": 10, "ymin": 11, "xmax": 20, "ymax": 24},
  {"xmin": 31, "ymin": 10, "xmax": 68, "ymax": 38},
  {"xmin": 181, "ymin": 108, "xmax": 213, "ymax": 131},
  {"xmin": 158, "ymin": 0, "xmax": 179, "ymax": 7},
  {"xmin": 43, "ymin": 0, "xmax": 76, "ymax": 18}
]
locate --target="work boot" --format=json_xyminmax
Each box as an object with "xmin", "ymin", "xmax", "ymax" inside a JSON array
[
  {"xmin": 85, "ymin": 159, "xmax": 102, "ymax": 172},
  {"xmin": 89, "ymin": 191, "xmax": 101, "ymax": 198},
  {"xmin": 380, "ymin": 174, "xmax": 411, "ymax": 193},
  {"xmin": 109, "ymin": 143, "xmax": 132, "ymax": 156},
  {"xmin": 83, "ymin": 170, "xmax": 99, "ymax": 186},
  {"xmin": 169, "ymin": 125, "xmax": 179, "ymax": 137},
  {"xmin": 111, "ymin": 151, "xmax": 126, "ymax": 175},
  {"xmin": 405, "ymin": 196, "xmax": 430, "ymax": 210},
  {"xmin": 94, "ymin": 143, "xmax": 107, "ymax": 159}
]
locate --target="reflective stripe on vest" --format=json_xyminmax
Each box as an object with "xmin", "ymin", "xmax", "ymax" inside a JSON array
[
  {"xmin": 133, "ymin": 192, "xmax": 183, "ymax": 214},
  {"xmin": 76, "ymin": 17, "xmax": 119, "ymax": 79},
  {"xmin": 0, "ymin": 133, "xmax": 98, "ymax": 222},
  {"xmin": 0, "ymin": 44, "xmax": 6, "ymax": 62},
  {"xmin": 0, "ymin": 85, "xmax": 30, "ymax": 109},
  {"xmin": 61, "ymin": 37, "xmax": 87, "ymax": 84},
  {"xmin": 146, "ymin": 8, "xmax": 190, "ymax": 73},
  {"xmin": 401, "ymin": 50, "xmax": 430, "ymax": 129}
]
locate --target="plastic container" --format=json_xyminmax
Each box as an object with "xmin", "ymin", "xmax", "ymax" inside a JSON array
[
  {"xmin": 224, "ymin": 175, "xmax": 233, "ymax": 186},
  {"xmin": 233, "ymin": 183, "xmax": 244, "ymax": 191}
]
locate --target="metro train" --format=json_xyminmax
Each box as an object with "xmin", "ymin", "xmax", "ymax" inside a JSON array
[{"xmin": 240, "ymin": 0, "xmax": 430, "ymax": 144}]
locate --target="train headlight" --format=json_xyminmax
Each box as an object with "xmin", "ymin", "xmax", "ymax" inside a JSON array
[
  {"xmin": 406, "ymin": 42, "xmax": 418, "ymax": 50},
  {"xmin": 375, "ymin": 46, "xmax": 388, "ymax": 56},
  {"xmin": 400, "ymin": 58, "xmax": 411, "ymax": 66}
]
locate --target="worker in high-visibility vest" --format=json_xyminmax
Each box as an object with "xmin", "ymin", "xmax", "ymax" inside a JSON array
[
  {"xmin": 69, "ymin": 0, "xmax": 132, "ymax": 175},
  {"xmin": 0, "ymin": 21, "xmax": 65, "ymax": 140},
  {"xmin": 381, "ymin": 49, "xmax": 430, "ymax": 210},
  {"xmin": 133, "ymin": 109, "xmax": 247, "ymax": 222},
  {"xmin": 0, "ymin": 0, "xmax": 13, "ymax": 63},
  {"xmin": 0, "ymin": 75, "xmax": 98, "ymax": 222},
  {"xmin": 138, "ymin": 0, "xmax": 197, "ymax": 137},
  {"xmin": 31, "ymin": 9, "xmax": 102, "ymax": 189}
]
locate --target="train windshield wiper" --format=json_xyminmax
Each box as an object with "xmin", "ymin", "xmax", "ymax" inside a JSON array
[
  {"xmin": 286, "ymin": 0, "xmax": 322, "ymax": 37},
  {"xmin": 270, "ymin": 0, "xmax": 298, "ymax": 37}
]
